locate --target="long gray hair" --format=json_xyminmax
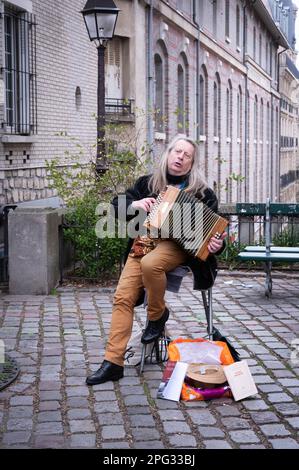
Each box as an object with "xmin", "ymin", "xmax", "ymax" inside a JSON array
[{"xmin": 148, "ymin": 135, "xmax": 207, "ymax": 196}]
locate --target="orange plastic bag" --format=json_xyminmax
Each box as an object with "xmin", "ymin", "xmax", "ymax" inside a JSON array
[
  {"xmin": 168, "ymin": 337, "xmax": 235, "ymax": 366},
  {"xmin": 167, "ymin": 338, "xmax": 234, "ymax": 401}
]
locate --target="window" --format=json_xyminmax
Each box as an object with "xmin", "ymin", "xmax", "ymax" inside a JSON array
[
  {"xmin": 213, "ymin": 82, "xmax": 218, "ymax": 137},
  {"xmin": 154, "ymin": 54, "xmax": 164, "ymax": 132},
  {"xmin": 266, "ymin": 42, "xmax": 269, "ymax": 74},
  {"xmin": 225, "ymin": 0, "xmax": 230, "ymax": 38},
  {"xmin": 269, "ymin": 43, "xmax": 272, "ymax": 77},
  {"xmin": 214, "ymin": 73, "xmax": 221, "ymax": 139},
  {"xmin": 236, "ymin": 5, "xmax": 240, "ymax": 48},
  {"xmin": 3, "ymin": 7, "xmax": 37, "ymax": 134},
  {"xmin": 260, "ymin": 99, "xmax": 264, "ymax": 142},
  {"xmin": 244, "ymin": 14, "xmax": 248, "ymax": 52},
  {"xmin": 226, "ymin": 81, "xmax": 232, "ymax": 138},
  {"xmin": 177, "ymin": 0, "xmax": 192, "ymax": 17},
  {"xmin": 177, "ymin": 63, "xmax": 187, "ymax": 133},
  {"xmin": 213, "ymin": 0, "xmax": 217, "ymax": 38},
  {"xmin": 237, "ymin": 88, "xmax": 242, "ymax": 139},
  {"xmin": 254, "ymin": 95, "xmax": 258, "ymax": 141},
  {"xmin": 259, "ymin": 33, "xmax": 262, "ymax": 65},
  {"xmin": 253, "ymin": 27, "xmax": 256, "ymax": 61},
  {"xmin": 199, "ymin": 74, "xmax": 205, "ymax": 135}
]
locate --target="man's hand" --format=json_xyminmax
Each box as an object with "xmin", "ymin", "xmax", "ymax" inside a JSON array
[
  {"xmin": 131, "ymin": 198, "xmax": 156, "ymax": 212},
  {"xmin": 208, "ymin": 232, "xmax": 227, "ymax": 254}
]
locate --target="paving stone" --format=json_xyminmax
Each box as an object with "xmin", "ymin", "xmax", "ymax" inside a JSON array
[
  {"xmin": 266, "ymin": 393, "xmax": 293, "ymax": 403},
  {"xmin": 10, "ymin": 396, "xmax": 33, "ymax": 406},
  {"xmin": 39, "ymin": 381, "xmax": 61, "ymax": 391},
  {"xmin": 278, "ymin": 378, "xmax": 299, "ymax": 387},
  {"xmin": 36, "ymin": 422, "xmax": 63, "ymax": 435},
  {"xmin": 69, "ymin": 420, "xmax": 96, "ymax": 433},
  {"xmin": 101, "ymin": 425, "xmax": 126, "ymax": 440},
  {"xmin": 272, "ymin": 369, "xmax": 296, "ymax": 378},
  {"xmin": 270, "ymin": 438, "xmax": 299, "ymax": 449},
  {"xmin": 131, "ymin": 428, "xmax": 160, "ymax": 441},
  {"xmin": 273, "ymin": 403, "xmax": 299, "ymax": 416},
  {"xmin": 103, "ymin": 441, "xmax": 131, "ymax": 449},
  {"xmin": 285, "ymin": 417, "xmax": 299, "ymax": 429},
  {"xmin": 66, "ymin": 386, "xmax": 89, "ymax": 398},
  {"xmin": 120, "ymin": 385, "xmax": 145, "ymax": 396},
  {"xmin": 39, "ymin": 391, "xmax": 61, "ymax": 401},
  {"xmin": 129, "ymin": 414, "xmax": 156, "ymax": 427},
  {"xmin": 39, "ymin": 401, "xmax": 61, "ymax": 411},
  {"xmin": 187, "ymin": 410, "xmax": 216, "ymax": 425},
  {"xmin": 7, "ymin": 418, "xmax": 33, "ymax": 431},
  {"xmin": 239, "ymin": 444, "xmax": 266, "ymax": 449},
  {"xmin": 123, "ymin": 395, "xmax": 150, "ymax": 407},
  {"xmin": 168, "ymin": 434, "xmax": 197, "ymax": 448},
  {"xmin": 250, "ymin": 411, "xmax": 280, "ymax": 424},
  {"xmin": 198, "ymin": 427, "xmax": 225, "ymax": 438},
  {"xmin": 37, "ymin": 411, "xmax": 62, "ymax": 422},
  {"xmin": 67, "ymin": 409, "xmax": 91, "ymax": 420},
  {"xmin": 94, "ymin": 391, "xmax": 117, "ymax": 402},
  {"xmin": 94, "ymin": 401, "xmax": 120, "ymax": 413},
  {"xmin": 8, "ymin": 406, "xmax": 33, "ymax": 419},
  {"xmin": 203, "ymin": 440, "xmax": 232, "ymax": 449},
  {"xmin": 229, "ymin": 430, "xmax": 260, "ymax": 444},
  {"xmin": 34, "ymin": 435, "xmax": 66, "ymax": 449},
  {"xmin": 158, "ymin": 410, "xmax": 185, "ymax": 421},
  {"xmin": 126, "ymin": 406, "xmax": 152, "ymax": 415},
  {"xmin": 98, "ymin": 412, "xmax": 124, "ymax": 426},
  {"xmin": 163, "ymin": 421, "xmax": 192, "ymax": 434},
  {"xmin": 242, "ymin": 400, "xmax": 269, "ymax": 411},
  {"xmin": 260, "ymin": 424, "xmax": 290, "ymax": 437},
  {"xmin": 215, "ymin": 405, "xmax": 241, "ymax": 417},
  {"xmin": 258, "ymin": 384, "xmax": 283, "ymax": 393},
  {"xmin": 2, "ymin": 431, "xmax": 31, "ymax": 445},
  {"xmin": 155, "ymin": 399, "xmax": 181, "ymax": 409},
  {"xmin": 221, "ymin": 417, "xmax": 251, "ymax": 429}
]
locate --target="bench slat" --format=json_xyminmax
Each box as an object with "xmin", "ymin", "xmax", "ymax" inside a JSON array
[
  {"xmin": 244, "ymin": 246, "xmax": 299, "ymax": 253},
  {"xmin": 238, "ymin": 252, "xmax": 299, "ymax": 262}
]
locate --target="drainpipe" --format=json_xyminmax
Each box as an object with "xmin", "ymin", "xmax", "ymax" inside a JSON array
[
  {"xmin": 276, "ymin": 46, "xmax": 287, "ymax": 202},
  {"xmin": 146, "ymin": 0, "xmax": 154, "ymax": 167},
  {"xmin": 193, "ymin": 0, "xmax": 200, "ymax": 142},
  {"xmin": 243, "ymin": 1, "xmax": 249, "ymax": 201}
]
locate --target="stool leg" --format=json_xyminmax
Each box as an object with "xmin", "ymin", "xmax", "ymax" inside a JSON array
[
  {"xmin": 207, "ymin": 288, "xmax": 213, "ymax": 340},
  {"xmin": 201, "ymin": 289, "xmax": 214, "ymax": 340},
  {"xmin": 139, "ymin": 343, "xmax": 147, "ymax": 374}
]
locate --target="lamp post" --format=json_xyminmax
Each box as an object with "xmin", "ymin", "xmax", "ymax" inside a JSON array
[{"xmin": 82, "ymin": 0, "xmax": 119, "ymax": 172}]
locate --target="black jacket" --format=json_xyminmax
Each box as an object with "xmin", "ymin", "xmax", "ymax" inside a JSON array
[{"xmin": 111, "ymin": 175, "xmax": 225, "ymax": 290}]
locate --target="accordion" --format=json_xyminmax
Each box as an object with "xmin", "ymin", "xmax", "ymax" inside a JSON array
[{"xmin": 143, "ymin": 186, "xmax": 228, "ymax": 261}]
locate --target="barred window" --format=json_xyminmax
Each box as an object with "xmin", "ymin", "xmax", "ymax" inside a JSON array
[
  {"xmin": 2, "ymin": 7, "xmax": 37, "ymax": 135},
  {"xmin": 154, "ymin": 54, "xmax": 164, "ymax": 132}
]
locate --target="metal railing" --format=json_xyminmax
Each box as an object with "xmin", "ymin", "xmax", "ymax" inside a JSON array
[
  {"xmin": 105, "ymin": 98, "xmax": 134, "ymax": 117},
  {"xmin": 58, "ymin": 205, "xmax": 299, "ymax": 283},
  {"xmin": 0, "ymin": 205, "xmax": 18, "ymax": 284},
  {"xmin": 1, "ymin": 9, "xmax": 37, "ymax": 135}
]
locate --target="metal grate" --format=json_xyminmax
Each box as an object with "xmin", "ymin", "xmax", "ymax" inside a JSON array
[
  {"xmin": 105, "ymin": 98, "xmax": 134, "ymax": 116},
  {"xmin": 1, "ymin": 8, "xmax": 37, "ymax": 135}
]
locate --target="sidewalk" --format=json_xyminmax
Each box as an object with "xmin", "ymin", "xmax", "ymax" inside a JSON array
[{"xmin": 0, "ymin": 271, "xmax": 298, "ymax": 449}]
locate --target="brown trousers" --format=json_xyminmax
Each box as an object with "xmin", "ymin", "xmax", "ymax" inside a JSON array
[{"xmin": 104, "ymin": 240, "xmax": 187, "ymax": 366}]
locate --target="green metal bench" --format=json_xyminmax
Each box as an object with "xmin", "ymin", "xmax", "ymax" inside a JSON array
[{"xmin": 237, "ymin": 199, "xmax": 299, "ymax": 297}]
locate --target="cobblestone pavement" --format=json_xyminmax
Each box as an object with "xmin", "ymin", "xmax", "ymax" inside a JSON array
[{"xmin": 0, "ymin": 271, "xmax": 298, "ymax": 449}]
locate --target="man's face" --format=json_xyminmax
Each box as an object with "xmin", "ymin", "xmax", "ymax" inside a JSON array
[{"xmin": 167, "ymin": 139, "xmax": 194, "ymax": 176}]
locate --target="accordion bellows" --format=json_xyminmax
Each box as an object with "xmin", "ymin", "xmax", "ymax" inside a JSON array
[{"xmin": 143, "ymin": 186, "xmax": 228, "ymax": 261}]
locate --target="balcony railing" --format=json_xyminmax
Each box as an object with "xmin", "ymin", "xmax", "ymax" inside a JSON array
[{"xmin": 105, "ymin": 98, "xmax": 134, "ymax": 120}]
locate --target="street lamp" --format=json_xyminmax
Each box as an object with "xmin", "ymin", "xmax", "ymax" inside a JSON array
[{"xmin": 81, "ymin": 0, "xmax": 120, "ymax": 172}]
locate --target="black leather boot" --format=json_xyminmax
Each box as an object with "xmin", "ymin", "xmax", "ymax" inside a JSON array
[
  {"xmin": 141, "ymin": 307, "xmax": 169, "ymax": 344},
  {"xmin": 86, "ymin": 360, "xmax": 124, "ymax": 385}
]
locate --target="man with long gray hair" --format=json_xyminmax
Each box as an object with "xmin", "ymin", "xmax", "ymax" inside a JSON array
[{"xmin": 86, "ymin": 135, "xmax": 226, "ymax": 385}]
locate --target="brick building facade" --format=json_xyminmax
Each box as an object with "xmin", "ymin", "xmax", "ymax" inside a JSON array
[{"xmin": 0, "ymin": 0, "xmax": 298, "ymax": 205}]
